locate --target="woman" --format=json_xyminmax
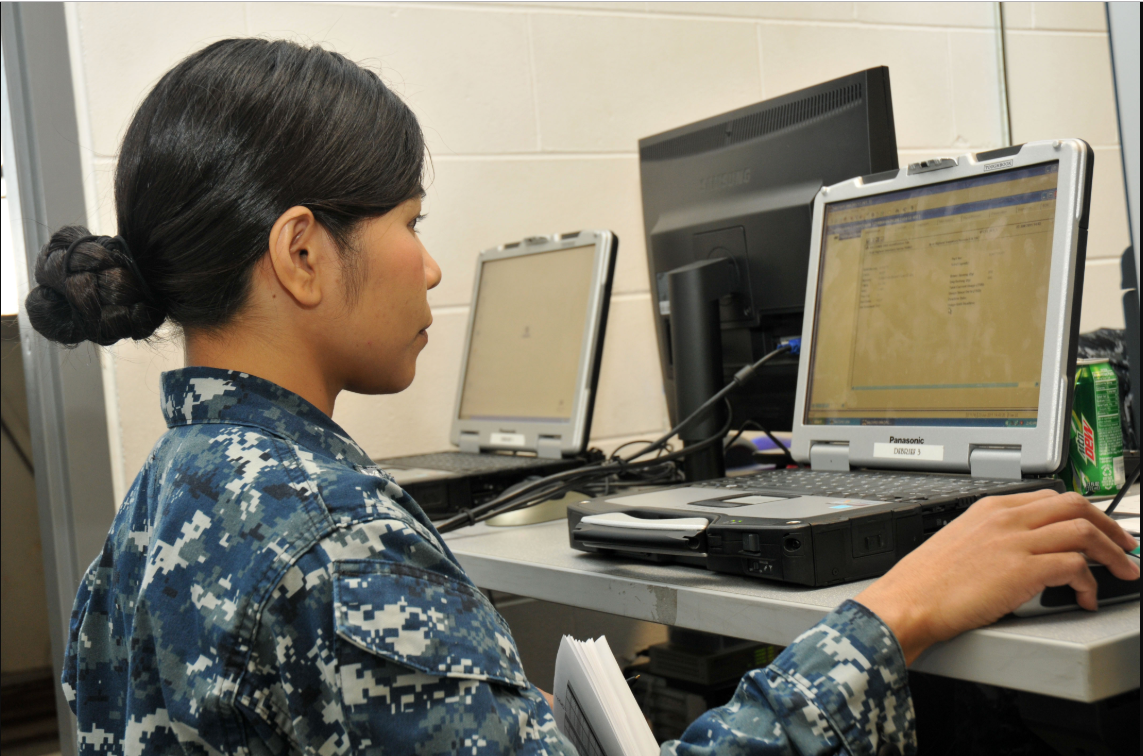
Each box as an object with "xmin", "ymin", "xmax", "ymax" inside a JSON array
[{"xmin": 27, "ymin": 39, "xmax": 1137, "ymax": 756}]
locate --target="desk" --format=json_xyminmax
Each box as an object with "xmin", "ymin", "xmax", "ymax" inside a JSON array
[{"xmin": 444, "ymin": 518, "xmax": 1140, "ymax": 703}]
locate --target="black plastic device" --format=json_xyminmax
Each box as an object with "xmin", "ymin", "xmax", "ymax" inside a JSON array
[
  {"xmin": 568, "ymin": 474, "xmax": 1061, "ymax": 587},
  {"xmin": 639, "ymin": 67, "xmax": 898, "ymax": 440}
]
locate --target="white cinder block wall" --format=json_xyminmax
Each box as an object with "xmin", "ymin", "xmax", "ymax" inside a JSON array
[{"xmin": 62, "ymin": 2, "xmax": 1131, "ymax": 499}]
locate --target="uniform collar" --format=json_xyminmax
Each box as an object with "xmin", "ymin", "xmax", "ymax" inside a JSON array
[{"xmin": 160, "ymin": 367, "xmax": 372, "ymax": 466}]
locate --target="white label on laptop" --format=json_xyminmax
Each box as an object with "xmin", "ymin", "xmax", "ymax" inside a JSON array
[
  {"xmin": 873, "ymin": 442, "xmax": 944, "ymax": 461},
  {"xmin": 490, "ymin": 432, "xmax": 526, "ymax": 447}
]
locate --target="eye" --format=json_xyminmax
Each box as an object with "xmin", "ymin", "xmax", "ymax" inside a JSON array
[{"xmin": 409, "ymin": 213, "xmax": 426, "ymax": 232}]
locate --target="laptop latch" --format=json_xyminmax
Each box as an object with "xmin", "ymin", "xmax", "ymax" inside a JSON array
[
  {"xmin": 537, "ymin": 435, "xmax": 563, "ymax": 460},
  {"xmin": 810, "ymin": 443, "xmax": 850, "ymax": 472},
  {"xmin": 970, "ymin": 447, "xmax": 1023, "ymax": 480},
  {"xmin": 458, "ymin": 432, "xmax": 481, "ymax": 454}
]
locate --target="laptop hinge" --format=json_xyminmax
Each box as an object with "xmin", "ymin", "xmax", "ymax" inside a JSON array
[
  {"xmin": 810, "ymin": 443, "xmax": 850, "ymax": 472},
  {"xmin": 537, "ymin": 436, "xmax": 563, "ymax": 460},
  {"xmin": 458, "ymin": 432, "xmax": 481, "ymax": 454},
  {"xmin": 970, "ymin": 447, "xmax": 1023, "ymax": 480}
]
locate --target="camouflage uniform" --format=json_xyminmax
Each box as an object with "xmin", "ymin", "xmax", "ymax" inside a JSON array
[{"xmin": 63, "ymin": 368, "xmax": 915, "ymax": 755}]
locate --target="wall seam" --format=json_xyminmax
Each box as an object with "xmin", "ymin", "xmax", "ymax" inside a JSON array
[
  {"xmin": 524, "ymin": 13, "xmax": 543, "ymax": 152},
  {"xmin": 945, "ymin": 31, "xmax": 959, "ymax": 146},
  {"xmin": 755, "ymin": 23, "xmax": 765, "ymax": 99},
  {"xmin": 431, "ymin": 152, "xmax": 638, "ymax": 161},
  {"xmin": 1007, "ymin": 29, "xmax": 1108, "ymax": 38},
  {"xmin": 353, "ymin": 2, "xmax": 1004, "ymax": 32}
]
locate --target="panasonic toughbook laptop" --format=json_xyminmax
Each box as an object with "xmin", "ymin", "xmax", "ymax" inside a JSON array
[
  {"xmin": 378, "ymin": 230, "xmax": 617, "ymax": 518},
  {"xmin": 569, "ymin": 140, "xmax": 1094, "ymax": 586}
]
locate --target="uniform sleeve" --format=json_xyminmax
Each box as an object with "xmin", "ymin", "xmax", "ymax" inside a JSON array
[
  {"xmin": 236, "ymin": 524, "xmax": 579, "ymax": 755},
  {"xmin": 663, "ymin": 600, "xmax": 916, "ymax": 756}
]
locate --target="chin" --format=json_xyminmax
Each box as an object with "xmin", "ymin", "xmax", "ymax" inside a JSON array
[{"xmin": 346, "ymin": 367, "xmax": 416, "ymax": 396}]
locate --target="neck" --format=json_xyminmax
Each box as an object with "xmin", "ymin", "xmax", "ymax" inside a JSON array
[{"xmin": 184, "ymin": 327, "xmax": 339, "ymax": 416}]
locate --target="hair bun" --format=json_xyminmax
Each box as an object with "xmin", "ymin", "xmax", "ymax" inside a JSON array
[{"xmin": 24, "ymin": 226, "xmax": 166, "ymax": 346}]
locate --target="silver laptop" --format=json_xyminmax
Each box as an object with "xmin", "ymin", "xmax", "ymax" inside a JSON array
[
  {"xmin": 792, "ymin": 139, "xmax": 1091, "ymax": 477},
  {"xmin": 568, "ymin": 141, "xmax": 1094, "ymax": 584},
  {"xmin": 377, "ymin": 230, "xmax": 617, "ymax": 515}
]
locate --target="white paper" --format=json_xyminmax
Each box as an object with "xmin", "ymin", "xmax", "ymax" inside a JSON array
[
  {"xmin": 1113, "ymin": 494, "xmax": 1140, "ymax": 515},
  {"xmin": 587, "ymin": 637, "xmax": 659, "ymax": 755},
  {"xmin": 1114, "ymin": 516, "xmax": 1140, "ymax": 535},
  {"xmin": 552, "ymin": 635, "xmax": 657, "ymax": 756}
]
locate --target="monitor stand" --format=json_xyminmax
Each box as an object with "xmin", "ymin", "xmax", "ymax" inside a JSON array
[{"xmin": 667, "ymin": 258, "xmax": 737, "ymax": 482}]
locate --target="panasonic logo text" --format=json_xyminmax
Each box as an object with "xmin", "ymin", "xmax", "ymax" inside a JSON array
[{"xmin": 888, "ymin": 436, "xmax": 925, "ymax": 444}]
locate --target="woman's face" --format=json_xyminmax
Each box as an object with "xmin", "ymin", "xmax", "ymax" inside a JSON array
[{"xmin": 329, "ymin": 197, "xmax": 441, "ymax": 395}]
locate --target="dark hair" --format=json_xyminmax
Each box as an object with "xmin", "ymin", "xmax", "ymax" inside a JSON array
[{"xmin": 26, "ymin": 38, "xmax": 425, "ymax": 346}]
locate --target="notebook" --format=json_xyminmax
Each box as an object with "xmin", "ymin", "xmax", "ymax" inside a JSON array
[
  {"xmin": 568, "ymin": 140, "xmax": 1095, "ymax": 585},
  {"xmin": 378, "ymin": 230, "xmax": 617, "ymax": 518}
]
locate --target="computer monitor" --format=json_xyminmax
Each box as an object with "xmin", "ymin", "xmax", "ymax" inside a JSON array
[{"xmin": 638, "ymin": 67, "xmax": 899, "ymax": 467}]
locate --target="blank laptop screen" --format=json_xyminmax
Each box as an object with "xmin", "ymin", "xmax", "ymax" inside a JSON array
[
  {"xmin": 805, "ymin": 161, "xmax": 1060, "ymax": 427},
  {"xmin": 458, "ymin": 245, "xmax": 596, "ymax": 422}
]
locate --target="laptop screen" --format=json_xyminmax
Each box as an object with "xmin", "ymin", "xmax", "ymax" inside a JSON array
[
  {"xmin": 805, "ymin": 161, "xmax": 1060, "ymax": 428},
  {"xmin": 458, "ymin": 244, "xmax": 597, "ymax": 422}
]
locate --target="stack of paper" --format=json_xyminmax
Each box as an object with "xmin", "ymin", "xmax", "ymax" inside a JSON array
[{"xmin": 552, "ymin": 635, "xmax": 659, "ymax": 756}]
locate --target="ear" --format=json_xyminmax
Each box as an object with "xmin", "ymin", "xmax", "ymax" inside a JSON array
[{"xmin": 266, "ymin": 206, "xmax": 335, "ymax": 308}]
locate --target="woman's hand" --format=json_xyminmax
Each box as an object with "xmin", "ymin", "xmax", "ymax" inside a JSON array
[{"xmin": 855, "ymin": 490, "xmax": 1140, "ymax": 665}]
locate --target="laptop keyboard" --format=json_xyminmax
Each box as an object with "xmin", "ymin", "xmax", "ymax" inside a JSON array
[
  {"xmin": 695, "ymin": 468, "xmax": 1022, "ymax": 503},
  {"xmin": 378, "ymin": 452, "xmax": 557, "ymax": 474}
]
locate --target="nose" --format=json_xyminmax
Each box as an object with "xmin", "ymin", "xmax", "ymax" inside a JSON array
[{"xmin": 424, "ymin": 248, "xmax": 442, "ymax": 290}]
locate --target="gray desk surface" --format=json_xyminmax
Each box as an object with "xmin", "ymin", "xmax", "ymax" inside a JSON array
[{"xmin": 445, "ymin": 518, "xmax": 1139, "ymax": 703}]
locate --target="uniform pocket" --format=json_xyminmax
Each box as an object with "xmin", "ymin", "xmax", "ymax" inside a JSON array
[{"xmin": 332, "ymin": 559, "xmax": 528, "ymax": 689}]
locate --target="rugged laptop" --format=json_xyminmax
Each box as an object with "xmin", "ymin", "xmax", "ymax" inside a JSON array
[{"xmin": 569, "ymin": 141, "xmax": 1093, "ymax": 586}]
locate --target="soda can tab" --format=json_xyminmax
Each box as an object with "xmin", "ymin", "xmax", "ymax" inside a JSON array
[{"xmin": 1062, "ymin": 358, "xmax": 1126, "ymax": 496}]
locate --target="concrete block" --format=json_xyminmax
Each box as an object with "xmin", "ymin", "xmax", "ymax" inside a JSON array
[
  {"xmin": 590, "ymin": 294, "xmax": 671, "ymax": 440},
  {"xmin": 507, "ymin": 2, "xmax": 651, "ymax": 12},
  {"xmin": 530, "ymin": 13, "xmax": 762, "ymax": 152},
  {"xmin": 76, "ymin": 2, "xmax": 246, "ymax": 156},
  {"xmin": 854, "ymin": 2, "xmax": 994, "ymax": 28},
  {"xmin": 419, "ymin": 156, "xmax": 648, "ymax": 308},
  {"xmin": 1002, "ymin": 3, "xmax": 1034, "ymax": 30},
  {"xmin": 1031, "ymin": 2, "xmax": 1107, "ymax": 32},
  {"xmin": 112, "ymin": 327, "xmax": 183, "ymax": 481},
  {"xmin": 656, "ymin": 2, "xmax": 855, "ymax": 20},
  {"xmin": 1079, "ymin": 257, "xmax": 1126, "ymax": 332},
  {"xmin": 246, "ymin": 2, "xmax": 537, "ymax": 155},
  {"xmin": 1086, "ymin": 146, "xmax": 1131, "ymax": 260},
  {"xmin": 759, "ymin": 23, "xmax": 957, "ymax": 149},
  {"xmin": 1006, "ymin": 31, "xmax": 1119, "ymax": 147},
  {"xmin": 949, "ymin": 31, "xmax": 1005, "ymax": 149},
  {"xmin": 90, "ymin": 157, "xmax": 117, "ymax": 237}
]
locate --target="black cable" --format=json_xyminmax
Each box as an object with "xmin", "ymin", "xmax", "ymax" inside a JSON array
[
  {"xmin": 1104, "ymin": 466, "xmax": 1139, "ymax": 515},
  {"xmin": 471, "ymin": 399, "xmax": 732, "ymax": 527},
  {"xmin": 443, "ymin": 395, "xmax": 731, "ymax": 530},
  {"xmin": 723, "ymin": 420, "xmax": 758, "ymax": 450},
  {"xmin": 436, "ymin": 343, "xmax": 792, "ymax": 533},
  {"xmin": 615, "ymin": 344, "xmax": 792, "ymax": 466},
  {"xmin": 723, "ymin": 420, "xmax": 797, "ymax": 468},
  {"xmin": 608, "ymin": 439, "xmax": 657, "ymax": 460},
  {"xmin": 761, "ymin": 428, "xmax": 797, "ymax": 468},
  {"xmin": 753, "ymin": 424, "xmax": 798, "ymax": 468},
  {"xmin": 1, "ymin": 416, "xmax": 34, "ymax": 474},
  {"xmin": 478, "ymin": 398, "xmax": 730, "ymax": 528}
]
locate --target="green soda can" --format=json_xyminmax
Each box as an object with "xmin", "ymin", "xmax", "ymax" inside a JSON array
[{"xmin": 1062, "ymin": 358, "xmax": 1126, "ymax": 496}]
